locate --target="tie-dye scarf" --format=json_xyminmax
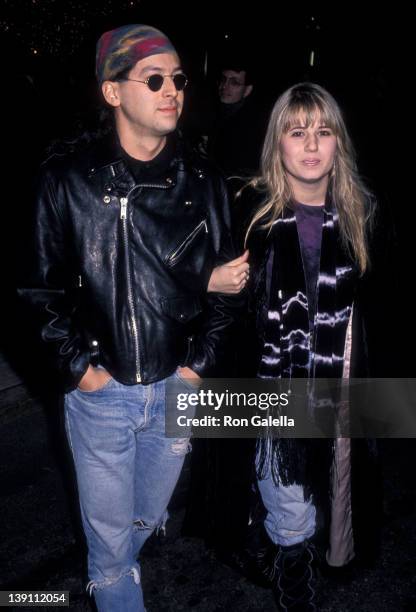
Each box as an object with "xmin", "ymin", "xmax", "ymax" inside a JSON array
[{"xmin": 254, "ymin": 202, "xmax": 357, "ymax": 498}]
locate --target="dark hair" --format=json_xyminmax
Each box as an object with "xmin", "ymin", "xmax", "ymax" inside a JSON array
[
  {"xmin": 220, "ymin": 57, "xmax": 254, "ymax": 86},
  {"xmin": 110, "ymin": 66, "xmax": 131, "ymax": 82},
  {"xmin": 45, "ymin": 107, "xmax": 114, "ymax": 157}
]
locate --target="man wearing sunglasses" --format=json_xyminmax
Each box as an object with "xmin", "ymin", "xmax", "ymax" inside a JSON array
[{"xmin": 19, "ymin": 24, "xmax": 240, "ymax": 612}]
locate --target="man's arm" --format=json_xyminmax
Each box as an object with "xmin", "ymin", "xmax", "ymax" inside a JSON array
[
  {"xmin": 182, "ymin": 172, "xmax": 245, "ymax": 378},
  {"xmin": 17, "ymin": 166, "xmax": 91, "ymax": 392}
]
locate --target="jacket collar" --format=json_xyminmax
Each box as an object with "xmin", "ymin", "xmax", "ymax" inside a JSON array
[
  {"xmin": 87, "ymin": 130, "xmax": 197, "ymax": 177},
  {"xmin": 86, "ymin": 132, "xmax": 177, "ymax": 196},
  {"xmin": 85, "ymin": 130, "xmax": 208, "ymax": 200}
]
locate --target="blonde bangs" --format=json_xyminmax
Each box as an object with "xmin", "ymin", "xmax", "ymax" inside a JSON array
[{"xmin": 281, "ymin": 100, "xmax": 339, "ymax": 135}]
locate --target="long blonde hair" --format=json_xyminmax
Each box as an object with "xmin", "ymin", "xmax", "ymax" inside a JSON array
[{"xmin": 245, "ymin": 82, "xmax": 373, "ymax": 274}]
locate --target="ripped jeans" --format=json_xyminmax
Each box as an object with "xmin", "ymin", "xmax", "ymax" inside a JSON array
[{"xmin": 64, "ymin": 371, "xmax": 191, "ymax": 612}]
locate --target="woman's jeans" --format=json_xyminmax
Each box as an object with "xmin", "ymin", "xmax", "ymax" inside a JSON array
[
  {"xmin": 257, "ymin": 455, "xmax": 316, "ymax": 547},
  {"xmin": 64, "ymin": 371, "xmax": 191, "ymax": 612}
]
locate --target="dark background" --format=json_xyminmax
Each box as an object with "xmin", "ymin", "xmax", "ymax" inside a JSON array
[
  {"xmin": 1, "ymin": 2, "xmax": 411, "ymax": 381},
  {"xmin": 0, "ymin": 4, "xmax": 414, "ymax": 610}
]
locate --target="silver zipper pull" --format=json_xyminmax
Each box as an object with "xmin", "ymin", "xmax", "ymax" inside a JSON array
[
  {"xmin": 120, "ymin": 197, "xmax": 128, "ymax": 219},
  {"xmin": 203, "ymin": 221, "xmax": 208, "ymax": 233}
]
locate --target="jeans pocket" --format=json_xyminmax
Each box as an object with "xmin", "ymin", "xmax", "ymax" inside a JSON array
[
  {"xmin": 76, "ymin": 376, "xmax": 115, "ymax": 394},
  {"xmin": 174, "ymin": 369, "xmax": 201, "ymax": 391}
]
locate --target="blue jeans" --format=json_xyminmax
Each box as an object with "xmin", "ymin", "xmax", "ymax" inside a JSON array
[
  {"xmin": 257, "ymin": 454, "xmax": 316, "ymax": 547},
  {"xmin": 64, "ymin": 371, "xmax": 191, "ymax": 612}
]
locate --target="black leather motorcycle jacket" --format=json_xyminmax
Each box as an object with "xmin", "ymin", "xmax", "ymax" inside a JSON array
[{"xmin": 19, "ymin": 134, "xmax": 241, "ymax": 392}]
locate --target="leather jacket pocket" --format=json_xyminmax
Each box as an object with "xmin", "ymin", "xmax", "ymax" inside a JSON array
[
  {"xmin": 165, "ymin": 219, "xmax": 208, "ymax": 268},
  {"xmin": 160, "ymin": 295, "xmax": 203, "ymax": 324}
]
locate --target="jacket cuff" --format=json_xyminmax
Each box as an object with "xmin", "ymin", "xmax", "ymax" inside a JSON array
[{"xmin": 62, "ymin": 350, "xmax": 91, "ymax": 393}]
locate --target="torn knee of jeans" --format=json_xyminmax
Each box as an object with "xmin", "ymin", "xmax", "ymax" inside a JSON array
[
  {"xmin": 133, "ymin": 518, "xmax": 152, "ymax": 530},
  {"xmin": 134, "ymin": 509, "xmax": 169, "ymax": 537},
  {"xmin": 171, "ymin": 438, "xmax": 191, "ymax": 456},
  {"xmin": 86, "ymin": 566, "xmax": 140, "ymax": 595}
]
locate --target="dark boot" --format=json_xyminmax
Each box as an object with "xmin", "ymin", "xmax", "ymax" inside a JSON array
[
  {"xmin": 271, "ymin": 540, "xmax": 318, "ymax": 611},
  {"xmin": 241, "ymin": 520, "xmax": 280, "ymax": 587},
  {"xmin": 218, "ymin": 520, "xmax": 277, "ymax": 588}
]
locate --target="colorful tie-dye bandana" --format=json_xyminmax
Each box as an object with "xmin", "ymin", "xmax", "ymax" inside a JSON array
[{"xmin": 96, "ymin": 24, "xmax": 176, "ymax": 84}]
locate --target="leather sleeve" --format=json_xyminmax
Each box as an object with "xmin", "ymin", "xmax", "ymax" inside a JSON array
[
  {"xmin": 17, "ymin": 165, "xmax": 90, "ymax": 392},
  {"xmin": 184, "ymin": 173, "xmax": 246, "ymax": 377}
]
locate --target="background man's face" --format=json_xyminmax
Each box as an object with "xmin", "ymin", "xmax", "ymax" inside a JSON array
[{"xmin": 218, "ymin": 69, "xmax": 252, "ymax": 104}]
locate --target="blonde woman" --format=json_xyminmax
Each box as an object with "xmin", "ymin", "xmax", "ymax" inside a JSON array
[{"xmin": 231, "ymin": 82, "xmax": 377, "ymax": 611}]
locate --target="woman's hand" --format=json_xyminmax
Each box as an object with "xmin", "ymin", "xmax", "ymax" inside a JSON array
[{"xmin": 208, "ymin": 250, "xmax": 250, "ymax": 294}]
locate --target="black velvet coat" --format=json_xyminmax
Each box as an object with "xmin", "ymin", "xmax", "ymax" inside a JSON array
[{"xmin": 234, "ymin": 185, "xmax": 382, "ymax": 562}]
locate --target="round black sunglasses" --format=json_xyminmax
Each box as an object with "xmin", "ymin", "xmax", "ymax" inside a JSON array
[{"xmin": 122, "ymin": 73, "xmax": 188, "ymax": 92}]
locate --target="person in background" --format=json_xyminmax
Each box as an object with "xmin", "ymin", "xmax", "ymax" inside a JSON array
[{"xmin": 209, "ymin": 59, "xmax": 263, "ymax": 179}]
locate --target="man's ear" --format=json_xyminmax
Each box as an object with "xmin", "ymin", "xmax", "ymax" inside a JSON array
[
  {"xmin": 243, "ymin": 84, "xmax": 253, "ymax": 99},
  {"xmin": 101, "ymin": 81, "xmax": 121, "ymax": 107}
]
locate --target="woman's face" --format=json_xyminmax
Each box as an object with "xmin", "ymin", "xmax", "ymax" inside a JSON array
[{"xmin": 280, "ymin": 112, "xmax": 337, "ymax": 194}]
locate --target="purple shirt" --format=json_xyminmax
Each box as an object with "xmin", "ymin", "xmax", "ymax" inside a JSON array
[{"xmin": 294, "ymin": 202, "xmax": 324, "ymax": 327}]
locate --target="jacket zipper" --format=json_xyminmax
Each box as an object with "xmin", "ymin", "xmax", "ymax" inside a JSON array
[
  {"xmin": 120, "ymin": 181, "xmax": 172, "ymax": 383},
  {"xmin": 166, "ymin": 220, "xmax": 208, "ymax": 267}
]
